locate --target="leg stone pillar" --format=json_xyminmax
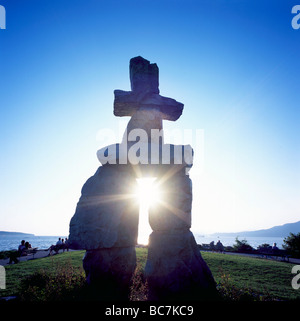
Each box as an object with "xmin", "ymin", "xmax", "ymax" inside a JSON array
[
  {"xmin": 69, "ymin": 165, "xmax": 139, "ymax": 300},
  {"xmin": 145, "ymin": 171, "xmax": 217, "ymax": 300}
]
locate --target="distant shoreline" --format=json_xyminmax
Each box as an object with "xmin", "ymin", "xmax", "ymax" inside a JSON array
[{"xmin": 0, "ymin": 231, "xmax": 35, "ymax": 237}]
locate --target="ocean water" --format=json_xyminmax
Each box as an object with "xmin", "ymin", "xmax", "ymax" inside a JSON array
[
  {"xmin": 0, "ymin": 235, "xmax": 68, "ymax": 251},
  {"xmin": 0, "ymin": 234, "xmax": 285, "ymax": 251},
  {"xmin": 193, "ymin": 234, "xmax": 285, "ymax": 249}
]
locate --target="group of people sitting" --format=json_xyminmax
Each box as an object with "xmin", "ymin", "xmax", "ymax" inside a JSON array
[
  {"xmin": 8, "ymin": 240, "xmax": 33, "ymax": 264},
  {"xmin": 46, "ymin": 237, "xmax": 69, "ymax": 256},
  {"xmin": 7, "ymin": 237, "xmax": 70, "ymax": 264}
]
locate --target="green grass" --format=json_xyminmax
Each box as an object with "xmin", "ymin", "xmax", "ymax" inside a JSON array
[
  {"xmin": 1, "ymin": 249, "xmax": 299, "ymax": 301},
  {"xmin": 201, "ymin": 251, "xmax": 300, "ymax": 301},
  {"xmin": 136, "ymin": 247, "xmax": 148, "ymax": 268},
  {"xmin": 1, "ymin": 251, "xmax": 86, "ymax": 298}
]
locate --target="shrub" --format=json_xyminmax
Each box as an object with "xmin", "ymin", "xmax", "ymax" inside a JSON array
[
  {"xmin": 257, "ymin": 243, "xmax": 271, "ymax": 251},
  {"xmin": 232, "ymin": 238, "xmax": 253, "ymax": 253},
  {"xmin": 0, "ymin": 250, "xmax": 16, "ymax": 260},
  {"xmin": 283, "ymin": 233, "xmax": 300, "ymax": 258},
  {"xmin": 224, "ymin": 246, "xmax": 234, "ymax": 252},
  {"xmin": 19, "ymin": 261, "xmax": 85, "ymax": 301},
  {"xmin": 18, "ymin": 260, "xmax": 149, "ymax": 302}
]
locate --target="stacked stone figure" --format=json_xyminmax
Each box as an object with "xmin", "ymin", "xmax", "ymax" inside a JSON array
[{"xmin": 69, "ymin": 56, "xmax": 217, "ymax": 300}]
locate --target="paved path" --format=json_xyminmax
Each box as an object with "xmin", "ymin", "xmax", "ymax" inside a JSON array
[{"xmin": 0, "ymin": 249, "xmax": 78, "ymax": 266}]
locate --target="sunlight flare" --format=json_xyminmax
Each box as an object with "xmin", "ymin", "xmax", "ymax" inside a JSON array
[
  {"xmin": 135, "ymin": 177, "xmax": 160, "ymax": 245},
  {"xmin": 136, "ymin": 177, "xmax": 160, "ymax": 208}
]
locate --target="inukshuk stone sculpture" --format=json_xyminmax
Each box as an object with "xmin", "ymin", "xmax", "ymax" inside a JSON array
[{"xmin": 69, "ymin": 56, "xmax": 217, "ymax": 300}]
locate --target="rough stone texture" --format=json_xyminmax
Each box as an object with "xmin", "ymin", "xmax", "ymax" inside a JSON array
[
  {"xmin": 113, "ymin": 55, "xmax": 183, "ymax": 121},
  {"xmin": 145, "ymin": 230, "xmax": 217, "ymax": 300},
  {"xmin": 149, "ymin": 174, "xmax": 192, "ymax": 231},
  {"xmin": 83, "ymin": 247, "xmax": 136, "ymax": 300},
  {"xmin": 68, "ymin": 165, "xmax": 139, "ymax": 250},
  {"xmin": 123, "ymin": 107, "xmax": 163, "ymax": 146},
  {"xmin": 130, "ymin": 56, "xmax": 159, "ymax": 94},
  {"xmin": 114, "ymin": 90, "xmax": 184, "ymax": 121},
  {"xmin": 146, "ymin": 171, "xmax": 218, "ymax": 300}
]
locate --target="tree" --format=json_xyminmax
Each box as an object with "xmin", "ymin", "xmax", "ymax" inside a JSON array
[
  {"xmin": 283, "ymin": 232, "xmax": 300, "ymax": 258},
  {"xmin": 232, "ymin": 238, "xmax": 253, "ymax": 253},
  {"xmin": 257, "ymin": 243, "xmax": 271, "ymax": 251}
]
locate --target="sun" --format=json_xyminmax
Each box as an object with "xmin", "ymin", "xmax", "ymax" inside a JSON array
[
  {"xmin": 136, "ymin": 177, "xmax": 160, "ymax": 208},
  {"xmin": 135, "ymin": 177, "xmax": 160, "ymax": 245}
]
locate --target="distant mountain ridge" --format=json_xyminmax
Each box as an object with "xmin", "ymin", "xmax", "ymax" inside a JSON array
[
  {"xmin": 0, "ymin": 231, "xmax": 35, "ymax": 237},
  {"xmin": 211, "ymin": 221, "xmax": 300, "ymax": 237}
]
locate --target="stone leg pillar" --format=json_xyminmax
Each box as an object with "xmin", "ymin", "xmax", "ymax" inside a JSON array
[
  {"xmin": 83, "ymin": 247, "xmax": 136, "ymax": 300},
  {"xmin": 69, "ymin": 165, "xmax": 139, "ymax": 300},
  {"xmin": 145, "ymin": 172, "xmax": 217, "ymax": 300}
]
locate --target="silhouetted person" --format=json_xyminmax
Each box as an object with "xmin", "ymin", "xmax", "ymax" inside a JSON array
[
  {"xmin": 8, "ymin": 240, "xmax": 26, "ymax": 264},
  {"xmin": 216, "ymin": 240, "xmax": 224, "ymax": 253},
  {"xmin": 65, "ymin": 237, "xmax": 69, "ymax": 252},
  {"xmin": 272, "ymin": 242, "xmax": 279, "ymax": 254},
  {"xmin": 47, "ymin": 237, "xmax": 64, "ymax": 255}
]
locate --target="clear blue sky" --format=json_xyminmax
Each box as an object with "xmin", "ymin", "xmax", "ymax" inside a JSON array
[{"xmin": 0, "ymin": 0, "xmax": 299, "ymax": 235}]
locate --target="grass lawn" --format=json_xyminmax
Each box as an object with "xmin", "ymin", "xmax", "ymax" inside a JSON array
[
  {"xmin": 1, "ymin": 248, "xmax": 299, "ymax": 301},
  {"xmin": 201, "ymin": 251, "xmax": 300, "ymax": 301},
  {"xmin": 1, "ymin": 250, "xmax": 86, "ymax": 298}
]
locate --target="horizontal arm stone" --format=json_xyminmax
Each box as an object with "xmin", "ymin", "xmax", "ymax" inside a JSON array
[{"xmin": 113, "ymin": 90, "xmax": 184, "ymax": 121}]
